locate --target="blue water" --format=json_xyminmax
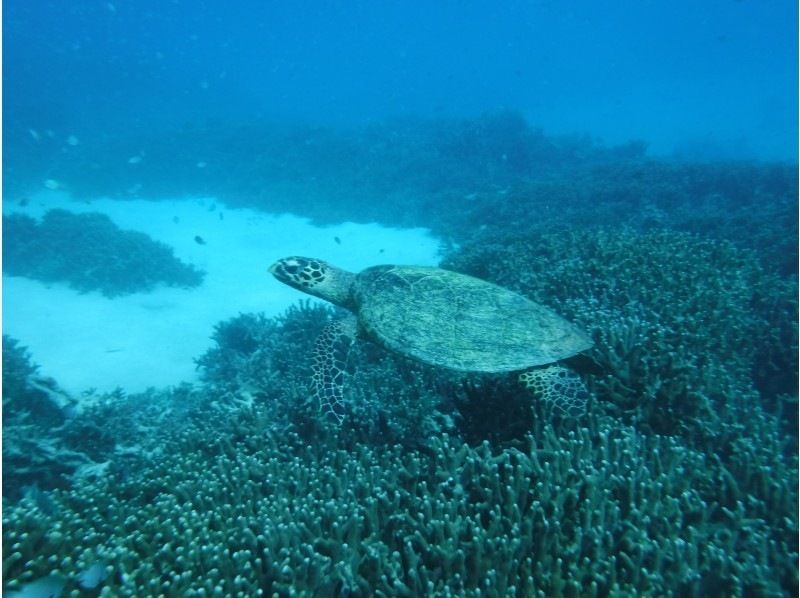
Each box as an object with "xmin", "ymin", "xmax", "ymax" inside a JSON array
[{"xmin": 4, "ymin": 0, "xmax": 797, "ymax": 159}]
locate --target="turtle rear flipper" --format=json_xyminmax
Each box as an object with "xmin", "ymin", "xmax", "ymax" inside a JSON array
[
  {"xmin": 311, "ymin": 318, "xmax": 357, "ymax": 424},
  {"xmin": 519, "ymin": 365, "xmax": 591, "ymax": 417}
]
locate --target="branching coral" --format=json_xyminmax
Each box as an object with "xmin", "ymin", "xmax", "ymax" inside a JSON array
[
  {"xmin": 441, "ymin": 227, "xmax": 798, "ymax": 585},
  {"xmin": 2, "ymin": 408, "xmax": 796, "ymax": 595}
]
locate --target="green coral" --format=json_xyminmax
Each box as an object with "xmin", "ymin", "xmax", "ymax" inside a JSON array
[{"xmin": 197, "ymin": 302, "xmax": 330, "ymax": 397}]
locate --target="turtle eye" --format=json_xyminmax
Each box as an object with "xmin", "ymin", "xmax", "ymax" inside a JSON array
[{"xmin": 282, "ymin": 257, "xmax": 311, "ymax": 277}]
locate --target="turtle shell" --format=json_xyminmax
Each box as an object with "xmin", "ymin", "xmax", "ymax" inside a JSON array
[{"xmin": 352, "ymin": 265, "xmax": 592, "ymax": 373}]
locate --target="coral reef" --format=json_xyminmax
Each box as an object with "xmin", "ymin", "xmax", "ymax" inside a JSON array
[
  {"xmin": 3, "ymin": 209, "xmax": 204, "ymax": 297},
  {"xmin": 2, "ymin": 335, "xmax": 85, "ymax": 499},
  {"xmin": 3, "ymin": 407, "xmax": 796, "ymax": 595},
  {"xmin": 2, "ymin": 336, "xmax": 202, "ymax": 501},
  {"xmin": 441, "ymin": 228, "xmax": 799, "ymax": 592},
  {"xmin": 3, "ymin": 225, "xmax": 797, "ymax": 595}
]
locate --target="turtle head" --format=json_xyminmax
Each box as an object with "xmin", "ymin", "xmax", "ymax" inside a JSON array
[{"xmin": 269, "ymin": 256, "xmax": 355, "ymax": 308}]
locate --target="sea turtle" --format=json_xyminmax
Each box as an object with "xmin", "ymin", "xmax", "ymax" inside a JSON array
[{"xmin": 269, "ymin": 257, "xmax": 594, "ymax": 423}]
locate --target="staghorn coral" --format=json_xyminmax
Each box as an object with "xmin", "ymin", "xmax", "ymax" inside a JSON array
[
  {"xmin": 2, "ymin": 335, "xmax": 39, "ymax": 405},
  {"xmin": 2, "ymin": 404, "xmax": 796, "ymax": 596},
  {"xmin": 2, "ymin": 335, "xmax": 75, "ymax": 429}
]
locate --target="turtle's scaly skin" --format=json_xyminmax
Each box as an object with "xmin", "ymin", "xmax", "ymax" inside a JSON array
[
  {"xmin": 353, "ymin": 265, "xmax": 592, "ymax": 372},
  {"xmin": 519, "ymin": 365, "xmax": 590, "ymax": 417},
  {"xmin": 310, "ymin": 318, "xmax": 356, "ymax": 424}
]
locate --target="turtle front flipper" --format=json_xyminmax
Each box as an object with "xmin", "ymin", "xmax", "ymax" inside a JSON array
[
  {"xmin": 519, "ymin": 365, "xmax": 591, "ymax": 417},
  {"xmin": 311, "ymin": 317, "xmax": 357, "ymax": 424}
]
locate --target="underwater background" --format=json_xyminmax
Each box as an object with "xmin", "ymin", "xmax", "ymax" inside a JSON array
[{"xmin": 2, "ymin": 1, "xmax": 798, "ymax": 596}]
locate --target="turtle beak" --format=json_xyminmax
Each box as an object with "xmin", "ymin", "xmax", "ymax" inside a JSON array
[
  {"xmin": 268, "ymin": 260, "xmax": 287, "ymax": 283},
  {"xmin": 269, "ymin": 257, "xmax": 299, "ymax": 284}
]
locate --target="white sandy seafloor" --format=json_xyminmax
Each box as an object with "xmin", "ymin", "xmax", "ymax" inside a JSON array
[{"xmin": 2, "ymin": 191, "xmax": 442, "ymax": 397}]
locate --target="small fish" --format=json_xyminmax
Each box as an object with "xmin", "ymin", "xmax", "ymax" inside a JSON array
[
  {"xmin": 379, "ymin": 248, "xmax": 385, "ymax": 253},
  {"xmin": 18, "ymin": 197, "xmax": 29, "ymax": 207},
  {"xmin": 173, "ymin": 216, "xmax": 180, "ymax": 224},
  {"xmin": 29, "ymin": 129, "xmax": 41, "ymax": 142},
  {"xmin": 5, "ymin": 574, "xmax": 66, "ymax": 598},
  {"xmin": 334, "ymin": 236, "xmax": 341, "ymax": 245},
  {"xmin": 77, "ymin": 562, "xmax": 110, "ymax": 589},
  {"xmin": 66, "ymin": 135, "xmax": 79, "ymax": 146},
  {"xmin": 43, "ymin": 179, "xmax": 61, "ymax": 190},
  {"xmin": 218, "ymin": 212, "xmax": 224, "ymax": 221},
  {"xmin": 196, "ymin": 161, "xmax": 208, "ymax": 168},
  {"xmin": 194, "ymin": 235, "xmax": 206, "ymax": 245},
  {"xmin": 127, "ymin": 155, "xmax": 142, "ymax": 164}
]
